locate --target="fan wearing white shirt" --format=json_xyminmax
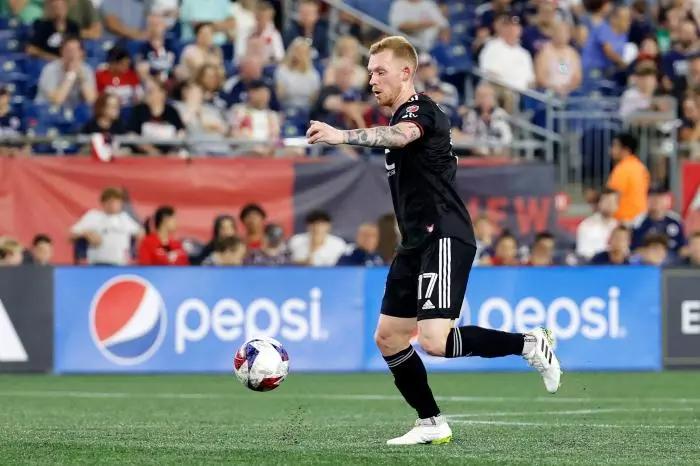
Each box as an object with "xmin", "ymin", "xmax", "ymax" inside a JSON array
[
  {"xmin": 289, "ymin": 210, "xmax": 347, "ymax": 266},
  {"xmin": 576, "ymin": 188, "xmax": 620, "ymax": 260},
  {"xmin": 478, "ymin": 14, "xmax": 535, "ymax": 92},
  {"xmin": 70, "ymin": 187, "xmax": 143, "ymax": 265}
]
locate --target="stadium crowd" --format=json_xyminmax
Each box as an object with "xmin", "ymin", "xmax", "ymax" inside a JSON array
[{"xmin": 0, "ymin": 0, "xmax": 697, "ymax": 157}]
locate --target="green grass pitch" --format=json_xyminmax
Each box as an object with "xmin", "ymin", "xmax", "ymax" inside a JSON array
[{"xmin": 1, "ymin": 372, "xmax": 699, "ymax": 464}]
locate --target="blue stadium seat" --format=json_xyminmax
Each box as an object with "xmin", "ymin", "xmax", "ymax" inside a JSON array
[
  {"xmin": 442, "ymin": 45, "xmax": 472, "ymax": 75},
  {"xmin": 0, "ymin": 30, "xmax": 23, "ymax": 53},
  {"xmin": 84, "ymin": 38, "xmax": 116, "ymax": 63},
  {"xmin": 282, "ymin": 108, "xmax": 310, "ymax": 138}
]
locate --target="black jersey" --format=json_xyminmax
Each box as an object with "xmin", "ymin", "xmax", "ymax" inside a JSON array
[{"xmin": 386, "ymin": 93, "xmax": 475, "ymax": 252}]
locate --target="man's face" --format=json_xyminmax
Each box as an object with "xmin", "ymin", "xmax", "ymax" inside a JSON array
[
  {"xmin": 368, "ymin": 50, "xmax": 410, "ymax": 108},
  {"xmin": 612, "ymin": 7, "xmax": 631, "ymax": 32},
  {"xmin": 32, "ymin": 241, "xmax": 53, "ymax": 265},
  {"xmin": 61, "ymin": 41, "xmax": 82, "ymax": 64},
  {"xmin": 598, "ymin": 193, "xmax": 619, "ymax": 217},
  {"xmin": 501, "ymin": 22, "xmax": 522, "ymax": 46},
  {"xmin": 243, "ymin": 212, "xmax": 265, "ymax": 234},
  {"xmin": 475, "ymin": 85, "xmax": 496, "ymax": 110},
  {"xmin": 648, "ymin": 193, "xmax": 667, "ymax": 217},
  {"xmin": 298, "ymin": 2, "xmax": 319, "ymax": 27},
  {"xmin": 147, "ymin": 14, "xmax": 167, "ymax": 37},
  {"xmin": 102, "ymin": 198, "xmax": 123, "ymax": 215},
  {"xmin": 610, "ymin": 230, "xmax": 630, "ymax": 252},
  {"xmin": 48, "ymin": 0, "xmax": 68, "ymax": 19},
  {"xmin": 240, "ymin": 58, "xmax": 263, "ymax": 81},
  {"xmin": 308, "ymin": 220, "xmax": 331, "ymax": 240},
  {"xmin": 610, "ymin": 139, "xmax": 625, "ymax": 161},
  {"xmin": 642, "ymin": 243, "xmax": 668, "ymax": 265},
  {"xmin": 679, "ymin": 21, "xmax": 697, "ymax": 47},
  {"xmin": 356, "ymin": 225, "xmax": 379, "ymax": 253}
]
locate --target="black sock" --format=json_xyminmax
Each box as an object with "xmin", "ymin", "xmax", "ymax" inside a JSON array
[
  {"xmin": 383, "ymin": 346, "xmax": 440, "ymax": 419},
  {"xmin": 445, "ymin": 326, "xmax": 525, "ymax": 358}
]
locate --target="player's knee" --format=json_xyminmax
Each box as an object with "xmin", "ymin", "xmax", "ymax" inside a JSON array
[
  {"xmin": 418, "ymin": 333, "xmax": 446, "ymax": 357},
  {"xmin": 374, "ymin": 329, "xmax": 409, "ymax": 356}
]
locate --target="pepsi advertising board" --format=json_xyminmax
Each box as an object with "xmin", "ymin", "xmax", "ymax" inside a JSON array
[
  {"xmin": 364, "ymin": 266, "xmax": 662, "ymax": 372},
  {"xmin": 54, "ymin": 267, "xmax": 366, "ymax": 373}
]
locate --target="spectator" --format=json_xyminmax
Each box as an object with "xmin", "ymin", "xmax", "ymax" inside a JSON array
[
  {"xmin": 311, "ymin": 58, "xmax": 366, "ymax": 130},
  {"xmin": 661, "ymin": 19, "xmax": 700, "ymax": 84},
  {"xmin": 196, "ymin": 64, "xmax": 228, "ymax": 111},
  {"xmin": 135, "ymin": 14, "xmax": 177, "ymax": 85},
  {"xmin": 67, "ymin": 0, "xmax": 101, "ymax": 39},
  {"xmin": 26, "ymin": 0, "xmax": 80, "ymax": 61},
  {"xmin": 176, "ymin": 23, "xmax": 225, "ymax": 83},
  {"xmin": 619, "ymin": 61, "xmax": 663, "ymax": 119},
  {"xmin": 128, "ymin": 80, "xmax": 185, "ymax": 155},
  {"xmin": 95, "ymin": 45, "xmax": 142, "ymax": 107},
  {"xmin": 389, "ymin": 0, "xmax": 447, "ymax": 51},
  {"xmin": 0, "ymin": 0, "xmax": 43, "ymax": 25},
  {"xmin": 247, "ymin": 1, "xmax": 285, "ymax": 65},
  {"xmin": 590, "ymin": 225, "xmax": 631, "ymax": 265},
  {"xmin": 535, "ymin": 20, "xmax": 582, "ymax": 96},
  {"xmin": 202, "ymin": 236, "xmax": 247, "ymax": 266},
  {"xmin": 70, "ymin": 187, "xmax": 142, "ymax": 265},
  {"xmin": 194, "ymin": 214, "xmax": 238, "ymax": 265},
  {"xmin": 607, "ymin": 132, "xmax": 650, "ymax": 224},
  {"xmin": 473, "ymin": 215, "xmax": 495, "ymax": 265},
  {"xmin": 673, "ymin": 53, "xmax": 700, "ymax": 104},
  {"xmin": 632, "ymin": 187, "xmax": 686, "ymax": 254},
  {"xmin": 0, "ymin": 238, "xmax": 23, "ymax": 266},
  {"xmin": 173, "ymin": 81, "xmax": 229, "ymax": 155},
  {"xmin": 179, "ymin": 0, "xmax": 235, "ymax": 46},
  {"xmin": 29, "ymin": 234, "xmax": 53, "ymax": 265},
  {"xmin": 580, "ymin": 4, "xmax": 631, "ymax": 83},
  {"xmin": 485, "ymin": 232, "xmax": 520, "ymax": 266},
  {"xmin": 289, "ymin": 210, "xmax": 347, "ymax": 266},
  {"xmin": 228, "ymin": 80, "xmax": 280, "ymax": 156},
  {"xmin": 239, "ymin": 203, "xmax": 267, "ymax": 251},
  {"xmin": 456, "ymin": 82, "xmax": 512, "ymax": 157},
  {"xmin": 479, "ymin": 14, "xmax": 535, "ymax": 91},
  {"xmin": 0, "ymin": 86, "xmax": 27, "ymax": 157},
  {"xmin": 245, "ymin": 223, "xmax": 291, "ymax": 265},
  {"xmin": 36, "ymin": 36, "xmax": 97, "ymax": 108},
  {"xmin": 475, "ymin": 0, "xmax": 512, "ymax": 36},
  {"xmin": 576, "ymin": 188, "xmax": 619, "ymax": 260},
  {"xmin": 81, "ymin": 92, "xmax": 127, "ymax": 140},
  {"xmin": 150, "ymin": 0, "xmax": 179, "ymax": 29},
  {"xmin": 415, "ymin": 53, "xmax": 459, "ymax": 110},
  {"xmin": 627, "ymin": 0, "xmax": 655, "ymax": 46},
  {"xmin": 681, "ymin": 231, "xmax": 700, "ymax": 266},
  {"xmin": 633, "ymin": 233, "xmax": 670, "ymax": 265},
  {"xmin": 230, "ymin": 0, "xmax": 258, "ymax": 61},
  {"xmin": 138, "ymin": 206, "xmax": 189, "ymax": 265},
  {"xmin": 275, "ymin": 37, "xmax": 321, "ymax": 110},
  {"xmin": 323, "ymin": 35, "xmax": 367, "ymax": 89},
  {"xmin": 528, "ymin": 231, "xmax": 555, "ymax": 266},
  {"xmin": 101, "ymin": 0, "xmax": 149, "ymax": 41},
  {"xmin": 222, "ymin": 55, "xmax": 278, "ymax": 108},
  {"xmin": 522, "ymin": 0, "xmax": 558, "ymax": 56},
  {"xmin": 377, "ymin": 212, "xmax": 399, "ymax": 263},
  {"xmin": 283, "ymin": 0, "xmax": 329, "ymax": 60},
  {"xmin": 680, "ymin": 96, "xmax": 700, "ymax": 144},
  {"xmin": 337, "ymin": 223, "xmax": 384, "ymax": 266}
]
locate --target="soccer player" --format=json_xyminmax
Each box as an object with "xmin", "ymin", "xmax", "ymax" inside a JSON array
[{"xmin": 306, "ymin": 36, "xmax": 562, "ymax": 445}]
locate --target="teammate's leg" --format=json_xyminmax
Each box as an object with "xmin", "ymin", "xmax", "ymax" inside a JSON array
[{"xmin": 374, "ymin": 315, "xmax": 439, "ymax": 420}]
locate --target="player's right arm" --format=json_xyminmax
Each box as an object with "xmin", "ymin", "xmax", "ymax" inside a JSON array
[{"xmin": 306, "ymin": 120, "xmax": 421, "ymax": 148}]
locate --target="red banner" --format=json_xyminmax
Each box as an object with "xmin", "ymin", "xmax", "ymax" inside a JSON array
[
  {"xmin": 0, "ymin": 158, "xmax": 295, "ymax": 263},
  {"xmin": 682, "ymin": 161, "xmax": 700, "ymax": 234}
]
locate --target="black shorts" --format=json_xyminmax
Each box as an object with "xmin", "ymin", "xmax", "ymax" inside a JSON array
[{"xmin": 380, "ymin": 237, "xmax": 476, "ymax": 321}]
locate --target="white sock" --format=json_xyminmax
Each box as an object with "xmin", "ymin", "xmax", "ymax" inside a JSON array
[{"xmin": 522, "ymin": 334, "xmax": 537, "ymax": 355}]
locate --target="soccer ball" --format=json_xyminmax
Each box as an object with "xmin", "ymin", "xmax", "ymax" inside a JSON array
[{"xmin": 233, "ymin": 337, "xmax": 289, "ymax": 392}]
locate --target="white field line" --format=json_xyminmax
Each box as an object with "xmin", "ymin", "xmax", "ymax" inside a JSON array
[
  {"xmin": 449, "ymin": 419, "xmax": 699, "ymax": 429},
  {"xmin": 1, "ymin": 391, "xmax": 700, "ymax": 405},
  {"xmin": 447, "ymin": 407, "xmax": 696, "ymax": 418}
]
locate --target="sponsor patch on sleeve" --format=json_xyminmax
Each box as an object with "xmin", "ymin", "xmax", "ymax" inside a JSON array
[{"xmin": 406, "ymin": 105, "xmax": 419, "ymax": 113}]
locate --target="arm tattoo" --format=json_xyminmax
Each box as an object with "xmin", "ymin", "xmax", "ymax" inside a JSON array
[{"xmin": 342, "ymin": 124, "xmax": 420, "ymax": 148}]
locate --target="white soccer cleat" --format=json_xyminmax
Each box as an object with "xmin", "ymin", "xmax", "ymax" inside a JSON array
[
  {"xmin": 386, "ymin": 416, "xmax": 453, "ymax": 445},
  {"xmin": 523, "ymin": 327, "xmax": 562, "ymax": 394}
]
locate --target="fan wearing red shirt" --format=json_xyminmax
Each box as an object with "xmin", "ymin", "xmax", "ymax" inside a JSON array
[
  {"xmin": 95, "ymin": 45, "xmax": 142, "ymax": 106},
  {"xmin": 138, "ymin": 205, "xmax": 189, "ymax": 265}
]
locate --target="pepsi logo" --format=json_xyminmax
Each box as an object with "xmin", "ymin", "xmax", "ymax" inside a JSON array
[{"xmin": 89, "ymin": 275, "xmax": 167, "ymax": 365}]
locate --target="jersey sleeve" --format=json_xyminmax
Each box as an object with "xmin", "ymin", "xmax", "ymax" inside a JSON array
[{"xmin": 395, "ymin": 101, "xmax": 437, "ymax": 138}]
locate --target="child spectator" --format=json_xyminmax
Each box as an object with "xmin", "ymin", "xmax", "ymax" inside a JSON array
[{"xmin": 138, "ymin": 205, "xmax": 189, "ymax": 265}]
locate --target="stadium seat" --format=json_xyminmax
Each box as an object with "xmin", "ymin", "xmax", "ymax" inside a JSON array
[
  {"xmin": 282, "ymin": 108, "xmax": 310, "ymax": 138},
  {"xmin": 83, "ymin": 38, "xmax": 116, "ymax": 63},
  {"xmin": 0, "ymin": 30, "xmax": 23, "ymax": 53}
]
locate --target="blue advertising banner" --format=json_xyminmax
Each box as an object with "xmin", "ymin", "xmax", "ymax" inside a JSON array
[
  {"xmin": 54, "ymin": 267, "xmax": 365, "ymax": 373},
  {"xmin": 364, "ymin": 266, "xmax": 662, "ymax": 372}
]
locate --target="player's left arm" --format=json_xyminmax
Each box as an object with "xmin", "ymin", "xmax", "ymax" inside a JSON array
[{"xmin": 306, "ymin": 120, "xmax": 422, "ymax": 148}]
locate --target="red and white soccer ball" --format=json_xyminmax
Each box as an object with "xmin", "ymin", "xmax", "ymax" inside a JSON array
[{"xmin": 233, "ymin": 337, "xmax": 290, "ymax": 392}]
